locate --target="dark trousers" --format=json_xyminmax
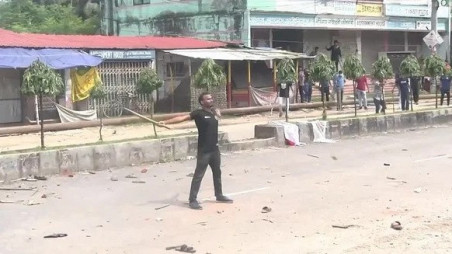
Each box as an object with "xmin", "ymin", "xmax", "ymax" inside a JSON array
[
  {"xmin": 440, "ymin": 90, "xmax": 450, "ymax": 106},
  {"xmin": 299, "ymin": 85, "xmax": 304, "ymax": 103},
  {"xmin": 400, "ymin": 87, "xmax": 409, "ymax": 111},
  {"xmin": 374, "ymin": 98, "xmax": 386, "ymax": 113},
  {"xmin": 336, "ymin": 88, "xmax": 343, "ymax": 110},
  {"xmin": 411, "ymin": 84, "xmax": 419, "ymax": 103},
  {"xmin": 189, "ymin": 149, "xmax": 223, "ymax": 202},
  {"xmin": 334, "ymin": 60, "xmax": 339, "ymax": 71},
  {"xmin": 304, "ymin": 84, "xmax": 312, "ymax": 102},
  {"xmin": 321, "ymin": 86, "xmax": 330, "ymax": 103}
]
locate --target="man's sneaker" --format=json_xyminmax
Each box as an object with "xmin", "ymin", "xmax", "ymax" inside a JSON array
[
  {"xmin": 189, "ymin": 200, "xmax": 203, "ymax": 210},
  {"xmin": 216, "ymin": 195, "xmax": 233, "ymax": 203}
]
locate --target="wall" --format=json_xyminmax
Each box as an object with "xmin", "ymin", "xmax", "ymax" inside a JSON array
[{"xmin": 112, "ymin": 0, "xmax": 248, "ymax": 43}]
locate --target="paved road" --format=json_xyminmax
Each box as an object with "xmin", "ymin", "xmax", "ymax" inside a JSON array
[{"xmin": 1, "ymin": 126, "xmax": 452, "ymax": 253}]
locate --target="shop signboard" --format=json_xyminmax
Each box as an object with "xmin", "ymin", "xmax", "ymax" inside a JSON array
[
  {"xmin": 90, "ymin": 50, "xmax": 155, "ymax": 60},
  {"xmin": 385, "ymin": 4, "xmax": 430, "ymax": 17},
  {"xmin": 315, "ymin": 16, "xmax": 355, "ymax": 28},
  {"xmin": 315, "ymin": 0, "xmax": 356, "ymax": 15},
  {"xmin": 356, "ymin": 3, "xmax": 383, "ymax": 17},
  {"xmin": 355, "ymin": 19, "xmax": 386, "ymax": 29},
  {"xmin": 249, "ymin": 14, "xmax": 315, "ymax": 27},
  {"xmin": 387, "ymin": 20, "xmax": 416, "ymax": 30}
]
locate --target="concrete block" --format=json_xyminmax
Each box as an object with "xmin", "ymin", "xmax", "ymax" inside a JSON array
[
  {"xmin": 58, "ymin": 149, "xmax": 78, "ymax": 175},
  {"xmin": 115, "ymin": 142, "xmax": 139, "ymax": 168},
  {"xmin": 187, "ymin": 135, "xmax": 198, "ymax": 156},
  {"xmin": 340, "ymin": 119, "xmax": 359, "ymax": 136},
  {"xmin": 328, "ymin": 120, "xmax": 341, "ymax": 139},
  {"xmin": 255, "ymin": 124, "xmax": 285, "ymax": 146},
  {"xmin": 39, "ymin": 150, "xmax": 59, "ymax": 176},
  {"xmin": 393, "ymin": 115, "xmax": 402, "ymax": 130},
  {"xmin": 73, "ymin": 146, "xmax": 94, "ymax": 172},
  {"xmin": 386, "ymin": 115, "xmax": 395, "ymax": 131},
  {"xmin": 173, "ymin": 136, "xmax": 189, "ymax": 160},
  {"xmin": 0, "ymin": 154, "xmax": 19, "ymax": 181},
  {"xmin": 416, "ymin": 112, "xmax": 427, "ymax": 127},
  {"xmin": 218, "ymin": 132, "xmax": 229, "ymax": 144},
  {"xmin": 366, "ymin": 117, "xmax": 378, "ymax": 133},
  {"xmin": 359, "ymin": 118, "xmax": 368, "ymax": 134},
  {"xmin": 93, "ymin": 144, "xmax": 116, "ymax": 170},
  {"xmin": 296, "ymin": 122, "xmax": 313, "ymax": 143},
  {"xmin": 376, "ymin": 116, "xmax": 387, "ymax": 132},
  {"xmin": 424, "ymin": 111, "xmax": 434, "ymax": 126},
  {"xmin": 18, "ymin": 153, "xmax": 40, "ymax": 178},
  {"xmin": 134, "ymin": 140, "xmax": 161, "ymax": 164},
  {"xmin": 400, "ymin": 113, "xmax": 417, "ymax": 129},
  {"xmin": 159, "ymin": 138, "xmax": 174, "ymax": 162}
]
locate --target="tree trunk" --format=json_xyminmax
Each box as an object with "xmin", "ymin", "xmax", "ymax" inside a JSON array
[
  {"xmin": 39, "ymin": 94, "xmax": 45, "ymax": 149},
  {"xmin": 97, "ymin": 98, "xmax": 103, "ymax": 141},
  {"xmin": 435, "ymin": 77, "xmax": 438, "ymax": 109},
  {"xmin": 353, "ymin": 80, "xmax": 357, "ymax": 117},
  {"xmin": 150, "ymin": 94, "xmax": 157, "ymax": 138}
]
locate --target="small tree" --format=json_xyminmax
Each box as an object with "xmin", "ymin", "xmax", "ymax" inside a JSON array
[
  {"xmin": 343, "ymin": 55, "xmax": 366, "ymax": 116},
  {"xmin": 309, "ymin": 53, "xmax": 335, "ymax": 114},
  {"xmin": 276, "ymin": 58, "xmax": 297, "ymax": 122},
  {"xmin": 193, "ymin": 58, "xmax": 226, "ymax": 91},
  {"xmin": 136, "ymin": 68, "xmax": 163, "ymax": 117},
  {"xmin": 136, "ymin": 68, "xmax": 163, "ymax": 137},
  {"xmin": 424, "ymin": 54, "xmax": 445, "ymax": 108},
  {"xmin": 400, "ymin": 55, "xmax": 421, "ymax": 111},
  {"xmin": 371, "ymin": 56, "xmax": 394, "ymax": 113},
  {"xmin": 90, "ymin": 83, "xmax": 106, "ymax": 141},
  {"xmin": 22, "ymin": 60, "xmax": 64, "ymax": 149}
]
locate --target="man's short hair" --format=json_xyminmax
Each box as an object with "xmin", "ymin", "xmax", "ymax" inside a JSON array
[{"xmin": 198, "ymin": 92, "xmax": 211, "ymax": 104}]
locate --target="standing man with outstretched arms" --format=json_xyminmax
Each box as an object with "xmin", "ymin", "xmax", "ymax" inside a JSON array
[{"xmin": 160, "ymin": 92, "xmax": 233, "ymax": 210}]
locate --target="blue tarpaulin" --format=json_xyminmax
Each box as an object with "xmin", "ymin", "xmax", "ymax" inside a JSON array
[{"xmin": 0, "ymin": 48, "xmax": 102, "ymax": 69}]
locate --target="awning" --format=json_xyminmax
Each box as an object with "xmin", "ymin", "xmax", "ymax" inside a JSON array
[
  {"xmin": 0, "ymin": 48, "xmax": 103, "ymax": 69},
  {"xmin": 164, "ymin": 47, "xmax": 314, "ymax": 61}
]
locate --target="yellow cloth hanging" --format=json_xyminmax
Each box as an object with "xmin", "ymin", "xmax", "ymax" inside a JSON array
[{"xmin": 71, "ymin": 67, "xmax": 102, "ymax": 102}]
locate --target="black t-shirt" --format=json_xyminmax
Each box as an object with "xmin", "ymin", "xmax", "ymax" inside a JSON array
[
  {"xmin": 277, "ymin": 83, "xmax": 292, "ymax": 98},
  {"xmin": 190, "ymin": 109, "xmax": 219, "ymax": 153}
]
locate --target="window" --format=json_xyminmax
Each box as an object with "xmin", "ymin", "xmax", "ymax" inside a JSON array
[
  {"xmin": 133, "ymin": 0, "xmax": 150, "ymax": 5},
  {"xmin": 166, "ymin": 62, "xmax": 185, "ymax": 78}
]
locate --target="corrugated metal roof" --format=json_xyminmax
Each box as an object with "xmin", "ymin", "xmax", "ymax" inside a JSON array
[
  {"xmin": 0, "ymin": 28, "xmax": 225, "ymax": 50},
  {"xmin": 164, "ymin": 48, "xmax": 314, "ymax": 61}
]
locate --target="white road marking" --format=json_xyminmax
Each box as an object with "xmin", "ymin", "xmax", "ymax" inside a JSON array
[
  {"xmin": 202, "ymin": 187, "xmax": 270, "ymax": 201},
  {"xmin": 415, "ymin": 154, "xmax": 448, "ymax": 163}
]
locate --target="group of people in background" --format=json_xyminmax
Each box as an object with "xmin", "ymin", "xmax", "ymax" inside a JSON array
[{"xmin": 289, "ymin": 40, "xmax": 452, "ymax": 116}]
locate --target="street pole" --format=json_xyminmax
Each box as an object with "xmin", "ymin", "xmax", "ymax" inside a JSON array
[{"xmin": 432, "ymin": 0, "xmax": 439, "ymax": 108}]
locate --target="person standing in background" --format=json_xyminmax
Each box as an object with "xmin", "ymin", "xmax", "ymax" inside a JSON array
[
  {"xmin": 326, "ymin": 40, "xmax": 342, "ymax": 71},
  {"xmin": 304, "ymin": 71, "xmax": 313, "ymax": 103},
  {"xmin": 410, "ymin": 76, "xmax": 421, "ymax": 105},
  {"xmin": 298, "ymin": 67, "xmax": 305, "ymax": 103},
  {"xmin": 355, "ymin": 74, "xmax": 369, "ymax": 110},
  {"xmin": 440, "ymin": 74, "xmax": 451, "ymax": 106},
  {"xmin": 335, "ymin": 71, "xmax": 345, "ymax": 110}
]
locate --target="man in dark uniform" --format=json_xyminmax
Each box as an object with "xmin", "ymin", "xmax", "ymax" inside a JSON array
[
  {"xmin": 394, "ymin": 75, "xmax": 410, "ymax": 111},
  {"xmin": 440, "ymin": 75, "xmax": 451, "ymax": 106},
  {"xmin": 161, "ymin": 92, "xmax": 233, "ymax": 210},
  {"xmin": 410, "ymin": 76, "xmax": 421, "ymax": 105}
]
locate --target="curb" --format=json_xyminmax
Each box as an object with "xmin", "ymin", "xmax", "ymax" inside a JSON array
[{"xmin": 0, "ymin": 133, "xmax": 276, "ymax": 182}]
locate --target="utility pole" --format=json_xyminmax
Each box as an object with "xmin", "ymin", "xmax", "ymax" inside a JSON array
[{"xmin": 431, "ymin": 0, "xmax": 439, "ymax": 54}]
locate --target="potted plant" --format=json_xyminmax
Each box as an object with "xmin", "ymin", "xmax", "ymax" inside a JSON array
[
  {"xmin": 371, "ymin": 56, "xmax": 394, "ymax": 114},
  {"xmin": 136, "ymin": 67, "xmax": 163, "ymax": 137},
  {"xmin": 400, "ymin": 55, "xmax": 421, "ymax": 111},
  {"xmin": 423, "ymin": 54, "xmax": 445, "ymax": 108},
  {"xmin": 309, "ymin": 53, "xmax": 335, "ymax": 119},
  {"xmin": 276, "ymin": 58, "xmax": 297, "ymax": 122},
  {"xmin": 22, "ymin": 60, "xmax": 64, "ymax": 149},
  {"xmin": 343, "ymin": 55, "xmax": 366, "ymax": 116},
  {"xmin": 90, "ymin": 82, "xmax": 106, "ymax": 141},
  {"xmin": 193, "ymin": 58, "xmax": 226, "ymax": 92}
]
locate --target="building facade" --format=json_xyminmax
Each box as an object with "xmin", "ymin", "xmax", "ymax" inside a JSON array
[{"xmin": 108, "ymin": 0, "xmax": 451, "ymax": 72}]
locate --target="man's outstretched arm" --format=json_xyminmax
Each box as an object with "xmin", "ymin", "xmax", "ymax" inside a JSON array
[{"xmin": 161, "ymin": 114, "xmax": 191, "ymax": 125}]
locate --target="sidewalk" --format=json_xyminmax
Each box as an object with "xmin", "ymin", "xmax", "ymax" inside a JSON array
[{"xmin": 0, "ymin": 97, "xmax": 444, "ymax": 153}]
